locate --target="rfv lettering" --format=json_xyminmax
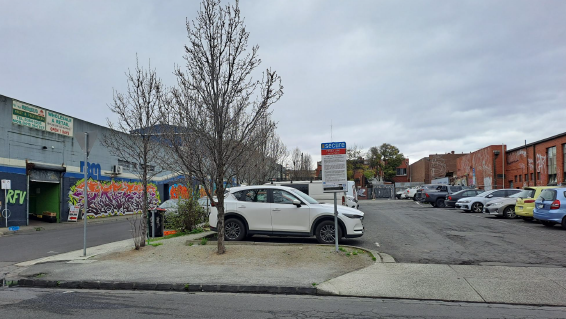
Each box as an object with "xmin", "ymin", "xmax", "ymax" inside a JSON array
[{"xmin": 80, "ymin": 161, "xmax": 102, "ymax": 180}]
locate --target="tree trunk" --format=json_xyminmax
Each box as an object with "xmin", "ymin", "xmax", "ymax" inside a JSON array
[
  {"xmin": 216, "ymin": 177, "xmax": 226, "ymax": 254},
  {"xmin": 141, "ymin": 171, "xmax": 148, "ymax": 247}
]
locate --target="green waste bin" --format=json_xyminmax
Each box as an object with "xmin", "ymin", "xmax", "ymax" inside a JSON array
[{"xmin": 147, "ymin": 209, "xmax": 164, "ymax": 237}]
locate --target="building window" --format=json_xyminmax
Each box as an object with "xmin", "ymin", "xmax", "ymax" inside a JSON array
[
  {"xmin": 514, "ymin": 175, "xmax": 517, "ymax": 182},
  {"xmin": 537, "ymin": 172, "xmax": 541, "ymax": 180},
  {"xmin": 396, "ymin": 168, "xmax": 407, "ymax": 176},
  {"xmin": 525, "ymin": 174, "xmax": 528, "ymax": 182},
  {"xmin": 519, "ymin": 175, "xmax": 522, "ymax": 182},
  {"xmin": 548, "ymin": 146, "xmax": 557, "ymax": 184},
  {"xmin": 531, "ymin": 173, "xmax": 534, "ymax": 181}
]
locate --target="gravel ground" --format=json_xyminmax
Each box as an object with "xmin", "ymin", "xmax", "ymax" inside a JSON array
[{"xmin": 19, "ymin": 234, "xmax": 375, "ymax": 287}]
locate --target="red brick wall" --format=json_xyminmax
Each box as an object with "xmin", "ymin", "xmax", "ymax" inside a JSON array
[
  {"xmin": 456, "ymin": 145, "xmax": 506, "ymax": 190},
  {"xmin": 392, "ymin": 158, "xmax": 410, "ymax": 183},
  {"xmin": 429, "ymin": 153, "xmax": 466, "ymax": 181},
  {"xmin": 506, "ymin": 135, "xmax": 566, "ymax": 188},
  {"xmin": 409, "ymin": 158, "xmax": 429, "ymax": 183}
]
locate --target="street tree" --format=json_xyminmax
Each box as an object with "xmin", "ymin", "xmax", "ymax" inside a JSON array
[
  {"xmin": 367, "ymin": 143, "xmax": 405, "ymax": 182},
  {"xmin": 164, "ymin": 0, "xmax": 283, "ymax": 254},
  {"xmin": 102, "ymin": 58, "xmax": 166, "ymax": 249},
  {"xmin": 290, "ymin": 147, "xmax": 313, "ymax": 180}
]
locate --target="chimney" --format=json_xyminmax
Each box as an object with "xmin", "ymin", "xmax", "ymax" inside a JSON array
[{"xmin": 451, "ymin": 151, "xmax": 454, "ymax": 154}]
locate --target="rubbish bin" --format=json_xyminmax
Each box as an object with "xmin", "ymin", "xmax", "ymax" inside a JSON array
[{"xmin": 147, "ymin": 209, "xmax": 164, "ymax": 237}]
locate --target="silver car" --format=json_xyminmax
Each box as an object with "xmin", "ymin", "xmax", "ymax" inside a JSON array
[{"xmin": 482, "ymin": 191, "xmax": 525, "ymax": 218}]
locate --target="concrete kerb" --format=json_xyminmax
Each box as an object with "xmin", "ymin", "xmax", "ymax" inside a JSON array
[{"xmin": 0, "ymin": 214, "xmax": 133, "ymax": 236}]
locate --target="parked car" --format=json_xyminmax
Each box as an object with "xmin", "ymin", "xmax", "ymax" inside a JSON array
[
  {"xmin": 415, "ymin": 184, "xmax": 443, "ymax": 202},
  {"xmin": 406, "ymin": 187, "xmax": 420, "ymax": 200},
  {"xmin": 198, "ymin": 196, "xmax": 217, "ymax": 213},
  {"xmin": 515, "ymin": 186, "xmax": 556, "ymax": 221},
  {"xmin": 533, "ymin": 188, "xmax": 566, "ymax": 229},
  {"xmin": 455, "ymin": 189, "xmax": 521, "ymax": 213},
  {"xmin": 209, "ymin": 185, "xmax": 364, "ymax": 244},
  {"xmin": 445, "ymin": 189, "xmax": 484, "ymax": 208},
  {"xmin": 422, "ymin": 185, "xmax": 464, "ymax": 208},
  {"xmin": 482, "ymin": 190, "xmax": 526, "ymax": 218},
  {"xmin": 269, "ymin": 181, "xmax": 359, "ymax": 209}
]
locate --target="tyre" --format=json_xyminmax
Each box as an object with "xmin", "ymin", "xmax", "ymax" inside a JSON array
[
  {"xmin": 315, "ymin": 220, "xmax": 342, "ymax": 244},
  {"xmin": 503, "ymin": 206, "xmax": 516, "ymax": 219},
  {"xmin": 413, "ymin": 195, "xmax": 417, "ymax": 201},
  {"xmin": 562, "ymin": 217, "xmax": 566, "ymax": 230},
  {"xmin": 224, "ymin": 218, "xmax": 246, "ymax": 241},
  {"xmin": 541, "ymin": 221, "xmax": 555, "ymax": 227},
  {"xmin": 431, "ymin": 202, "xmax": 437, "ymax": 207},
  {"xmin": 471, "ymin": 202, "xmax": 483, "ymax": 213},
  {"xmin": 435, "ymin": 198, "xmax": 446, "ymax": 208}
]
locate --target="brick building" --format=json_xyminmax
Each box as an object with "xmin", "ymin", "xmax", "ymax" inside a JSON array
[
  {"xmin": 456, "ymin": 145, "xmax": 507, "ymax": 190},
  {"xmin": 409, "ymin": 152, "xmax": 466, "ymax": 184},
  {"xmin": 505, "ymin": 132, "xmax": 566, "ymax": 189},
  {"xmin": 391, "ymin": 158, "xmax": 410, "ymax": 183}
]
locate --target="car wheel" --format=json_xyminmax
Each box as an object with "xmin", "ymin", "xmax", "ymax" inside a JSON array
[
  {"xmin": 413, "ymin": 195, "xmax": 417, "ymax": 201},
  {"xmin": 471, "ymin": 202, "xmax": 483, "ymax": 213},
  {"xmin": 315, "ymin": 220, "xmax": 342, "ymax": 244},
  {"xmin": 562, "ymin": 217, "xmax": 566, "ymax": 230},
  {"xmin": 224, "ymin": 218, "xmax": 246, "ymax": 241},
  {"xmin": 503, "ymin": 206, "xmax": 516, "ymax": 219},
  {"xmin": 431, "ymin": 202, "xmax": 437, "ymax": 207},
  {"xmin": 541, "ymin": 221, "xmax": 555, "ymax": 227},
  {"xmin": 436, "ymin": 198, "xmax": 446, "ymax": 208}
]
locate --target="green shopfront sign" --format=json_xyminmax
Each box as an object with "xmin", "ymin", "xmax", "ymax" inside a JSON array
[{"xmin": 12, "ymin": 100, "xmax": 74, "ymax": 137}]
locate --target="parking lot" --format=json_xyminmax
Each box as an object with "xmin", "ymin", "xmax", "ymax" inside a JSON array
[
  {"xmin": 356, "ymin": 200, "xmax": 566, "ymax": 266},
  {"xmin": 246, "ymin": 199, "xmax": 566, "ymax": 267}
]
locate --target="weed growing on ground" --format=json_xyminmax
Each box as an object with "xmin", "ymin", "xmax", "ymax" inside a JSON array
[
  {"xmin": 339, "ymin": 247, "xmax": 347, "ymax": 253},
  {"xmin": 188, "ymin": 242, "xmax": 194, "ymax": 246},
  {"xmin": 149, "ymin": 242, "xmax": 163, "ymax": 247},
  {"xmin": 200, "ymin": 237, "xmax": 208, "ymax": 245},
  {"xmin": 184, "ymin": 284, "xmax": 190, "ymax": 291},
  {"xmin": 311, "ymin": 283, "xmax": 317, "ymax": 286}
]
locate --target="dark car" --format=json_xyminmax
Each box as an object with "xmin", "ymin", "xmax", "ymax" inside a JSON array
[
  {"xmin": 445, "ymin": 189, "xmax": 484, "ymax": 208},
  {"xmin": 415, "ymin": 184, "xmax": 443, "ymax": 202}
]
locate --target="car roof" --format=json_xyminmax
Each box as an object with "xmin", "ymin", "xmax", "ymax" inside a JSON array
[{"xmin": 228, "ymin": 185, "xmax": 299, "ymax": 193}]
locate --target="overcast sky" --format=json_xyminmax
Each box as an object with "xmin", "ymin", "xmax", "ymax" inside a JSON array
[{"xmin": 1, "ymin": 0, "xmax": 565, "ymax": 165}]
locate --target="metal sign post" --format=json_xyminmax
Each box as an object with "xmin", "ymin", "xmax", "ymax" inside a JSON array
[
  {"xmin": 1, "ymin": 180, "xmax": 11, "ymax": 228},
  {"xmin": 321, "ymin": 142, "xmax": 347, "ymax": 252},
  {"xmin": 75, "ymin": 132, "xmax": 97, "ymax": 257}
]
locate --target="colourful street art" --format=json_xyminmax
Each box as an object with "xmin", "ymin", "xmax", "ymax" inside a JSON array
[
  {"xmin": 68, "ymin": 179, "xmax": 160, "ymax": 218},
  {"xmin": 169, "ymin": 184, "xmax": 190, "ymax": 199}
]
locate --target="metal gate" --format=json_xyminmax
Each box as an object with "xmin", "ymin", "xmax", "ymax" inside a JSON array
[{"xmin": 370, "ymin": 184, "xmax": 395, "ymax": 199}]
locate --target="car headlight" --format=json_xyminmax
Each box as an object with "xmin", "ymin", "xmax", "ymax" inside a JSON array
[
  {"xmin": 459, "ymin": 200, "xmax": 470, "ymax": 203},
  {"xmin": 343, "ymin": 213, "xmax": 363, "ymax": 219},
  {"xmin": 490, "ymin": 202, "xmax": 503, "ymax": 206}
]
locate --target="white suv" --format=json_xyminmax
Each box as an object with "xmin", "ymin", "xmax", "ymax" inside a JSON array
[{"xmin": 209, "ymin": 185, "xmax": 364, "ymax": 244}]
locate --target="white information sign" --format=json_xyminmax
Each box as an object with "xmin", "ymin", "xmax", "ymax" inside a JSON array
[
  {"xmin": 321, "ymin": 142, "xmax": 348, "ymax": 193},
  {"xmin": 46, "ymin": 110, "xmax": 74, "ymax": 137},
  {"xmin": 68, "ymin": 205, "xmax": 80, "ymax": 222},
  {"xmin": 1, "ymin": 180, "xmax": 11, "ymax": 190}
]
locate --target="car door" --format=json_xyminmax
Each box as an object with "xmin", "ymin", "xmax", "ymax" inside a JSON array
[
  {"xmin": 270, "ymin": 189, "xmax": 311, "ymax": 233},
  {"xmin": 232, "ymin": 189, "xmax": 272, "ymax": 232}
]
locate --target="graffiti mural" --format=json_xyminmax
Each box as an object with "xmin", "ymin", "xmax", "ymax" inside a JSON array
[
  {"xmin": 5, "ymin": 189, "xmax": 27, "ymax": 205},
  {"xmin": 430, "ymin": 156, "xmax": 447, "ymax": 180},
  {"xmin": 536, "ymin": 154, "xmax": 547, "ymax": 174},
  {"xmin": 507, "ymin": 149, "xmax": 526, "ymax": 164},
  {"xmin": 68, "ymin": 179, "xmax": 160, "ymax": 217},
  {"xmin": 169, "ymin": 184, "xmax": 190, "ymax": 199}
]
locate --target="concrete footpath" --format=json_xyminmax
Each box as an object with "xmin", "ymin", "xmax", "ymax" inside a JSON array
[{"xmin": 3, "ymin": 232, "xmax": 566, "ymax": 307}]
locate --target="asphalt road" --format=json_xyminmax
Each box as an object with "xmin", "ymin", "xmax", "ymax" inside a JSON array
[
  {"xmin": 0, "ymin": 220, "xmax": 132, "ymax": 264},
  {"xmin": 358, "ymin": 200, "xmax": 566, "ymax": 266},
  {"xmin": 2, "ymin": 288, "xmax": 566, "ymax": 319},
  {"xmin": 243, "ymin": 199, "xmax": 566, "ymax": 267}
]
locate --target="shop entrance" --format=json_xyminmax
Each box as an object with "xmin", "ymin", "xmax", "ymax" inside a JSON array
[{"xmin": 29, "ymin": 181, "xmax": 61, "ymax": 223}]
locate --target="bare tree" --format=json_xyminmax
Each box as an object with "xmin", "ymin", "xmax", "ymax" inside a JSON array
[
  {"xmin": 164, "ymin": 0, "xmax": 283, "ymax": 254},
  {"xmin": 102, "ymin": 58, "xmax": 166, "ymax": 249},
  {"xmin": 289, "ymin": 147, "xmax": 313, "ymax": 180},
  {"xmin": 235, "ymin": 117, "xmax": 288, "ymax": 185}
]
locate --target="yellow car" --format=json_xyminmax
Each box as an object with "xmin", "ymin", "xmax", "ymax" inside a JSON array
[{"xmin": 515, "ymin": 186, "xmax": 556, "ymax": 221}]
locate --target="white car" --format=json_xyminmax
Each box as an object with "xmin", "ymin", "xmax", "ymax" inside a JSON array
[
  {"xmin": 209, "ymin": 185, "xmax": 364, "ymax": 244},
  {"xmin": 455, "ymin": 189, "xmax": 521, "ymax": 213}
]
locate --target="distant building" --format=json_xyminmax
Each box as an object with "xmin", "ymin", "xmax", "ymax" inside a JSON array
[{"xmin": 410, "ymin": 151, "xmax": 466, "ymax": 184}]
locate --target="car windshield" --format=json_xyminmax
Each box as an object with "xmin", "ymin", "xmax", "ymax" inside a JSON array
[
  {"xmin": 159, "ymin": 199, "xmax": 178, "ymax": 208},
  {"xmin": 508, "ymin": 192, "xmax": 522, "ymax": 198},
  {"xmin": 518, "ymin": 189, "xmax": 535, "ymax": 198},
  {"xmin": 477, "ymin": 191, "xmax": 494, "ymax": 197},
  {"xmin": 290, "ymin": 189, "xmax": 319, "ymax": 204}
]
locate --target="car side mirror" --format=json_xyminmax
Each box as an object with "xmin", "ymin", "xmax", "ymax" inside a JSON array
[{"xmin": 293, "ymin": 199, "xmax": 302, "ymax": 207}]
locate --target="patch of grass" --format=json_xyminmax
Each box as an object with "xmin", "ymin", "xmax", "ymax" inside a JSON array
[
  {"xmin": 184, "ymin": 284, "xmax": 190, "ymax": 291},
  {"xmin": 200, "ymin": 237, "xmax": 208, "ymax": 245},
  {"xmin": 149, "ymin": 242, "xmax": 163, "ymax": 247},
  {"xmin": 34, "ymin": 273, "xmax": 47, "ymax": 278},
  {"xmin": 311, "ymin": 283, "xmax": 317, "ymax": 287},
  {"xmin": 338, "ymin": 247, "xmax": 347, "ymax": 253},
  {"xmin": 352, "ymin": 251, "xmax": 358, "ymax": 256},
  {"xmin": 188, "ymin": 242, "xmax": 194, "ymax": 246},
  {"xmin": 372, "ymin": 257, "xmax": 377, "ymax": 261},
  {"xmin": 35, "ymin": 227, "xmax": 44, "ymax": 231}
]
